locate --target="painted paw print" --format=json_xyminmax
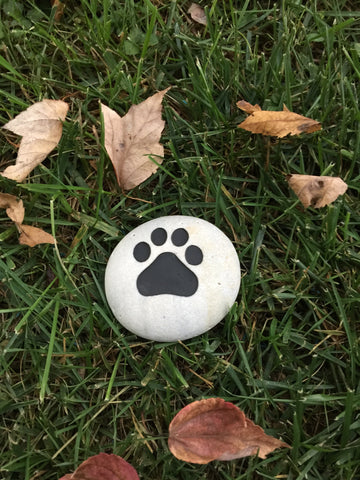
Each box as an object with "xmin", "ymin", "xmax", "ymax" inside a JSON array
[{"xmin": 133, "ymin": 227, "xmax": 203, "ymax": 297}]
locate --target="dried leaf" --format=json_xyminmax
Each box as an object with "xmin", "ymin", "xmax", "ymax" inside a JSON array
[
  {"xmin": 168, "ymin": 398, "xmax": 289, "ymax": 464},
  {"xmin": 51, "ymin": 0, "xmax": 66, "ymax": 22},
  {"xmin": 1, "ymin": 99, "xmax": 68, "ymax": 182},
  {"xmin": 58, "ymin": 453, "xmax": 140, "ymax": 480},
  {"xmin": 18, "ymin": 224, "xmax": 55, "ymax": 247},
  {"xmin": 237, "ymin": 100, "xmax": 321, "ymax": 138},
  {"xmin": 188, "ymin": 3, "xmax": 207, "ymax": 25},
  {"xmin": 102, "ymin": 88, "xmax": 170, "ymax": 190},
  {"xmin": 287, "ymin": 174, "xmax": 348, "ymax": 208},
  {"xmin": 236, "ymin": 100, "xmax": 261, "ymax": 114},
  {"xmin": 0, "ymin": 193, "xmax": 25, "ymax": 223},
  {"xmin": 0, "ymin": 193, "xmax": 54, "ymax": 246}
]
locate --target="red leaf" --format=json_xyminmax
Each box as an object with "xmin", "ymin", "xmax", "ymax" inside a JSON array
[
  {"xmin": 168, "ymin": 398, "xmax": 289, "ymax": 464},
  {"xmin": 58, "ymin": 453, "xmax": 139, "ymax": 480}
]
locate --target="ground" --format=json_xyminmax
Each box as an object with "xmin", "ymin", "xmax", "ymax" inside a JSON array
[{"xmin": 0, "ymin": 1, "xmax": 359, "ymax": 479}]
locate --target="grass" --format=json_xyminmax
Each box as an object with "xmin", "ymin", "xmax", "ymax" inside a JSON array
[{"xmin": 0, "ymin": 0, "xmax": 359, "ymax": 478}]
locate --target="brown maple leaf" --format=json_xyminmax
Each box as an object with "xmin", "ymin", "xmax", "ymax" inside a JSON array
[
  {"xmin": 286, "ymin": 174, "xmax": 348, "ymax": 208},
  {"xmin": 102, "ymin": 88, "xmax": 170, "ymax": 190},
  {"xmin": 1, "ymin": 99, "xmax": 68, "ymax": 182},
  {"xmin": 237, "ymin": 100, "xmax": 321, "ymax": 137}
]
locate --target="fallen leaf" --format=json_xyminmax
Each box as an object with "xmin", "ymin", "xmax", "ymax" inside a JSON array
[
  {"xmin": 58, "ymin": 453, "xmax": 140, "ymax": 480},
  {"xmin": 102, "ymin": 88, "xmax": 170, "ymax": 190},
  {"xmin": 0, "ymin": 193, "xmax": 25, "ymax": 223},
  {"xmin": 51, "ymin": 0, "xmax": 66, "ymax": 22},
  {"xmin": 286, "ymin": 174, "xmax": 348, "ymax": 208},
  {"xmin": 236, "ymin": 100, "xmax": 262, "ymax": 114},
  {"xmin": 0, "ymin": 193, "xmax": 54, "ymax": 246},
  {"xmin": 188, "ymin": 3, "xmax": 207, "ymax": 25},
  {"xmin": 237, "ymin": 100, "xmax": 321, "ymax": 137},
  {"xmin": 18, "ymin": 224, "xmax": 55, "ymax": 247},
  {"xmin": 1, "ymin": 99, "xmax": 68, "ymax": 182},
  {"xmin": 168, "ymin": 398, "xmax": 289, "ymax": 464}
]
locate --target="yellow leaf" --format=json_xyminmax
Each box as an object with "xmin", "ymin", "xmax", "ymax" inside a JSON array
[
  {"xmin": 102, "ymin": 88, "xmax": 170, "ymax": 190},
  {"xmin": 1, "ymin": 99, "xmax": 68, "ymax": 182},
  {"xmin": 237, "ymin": 100, "xmax": 321, "ymax": 138}
]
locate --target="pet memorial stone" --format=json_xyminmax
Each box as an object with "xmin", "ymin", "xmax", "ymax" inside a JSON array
[{"xmin": 105, "ymin": 215, "xmax": 240, "ymax": 341}]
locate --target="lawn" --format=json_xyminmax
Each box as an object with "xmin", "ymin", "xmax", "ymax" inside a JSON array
[{"xmin": 0, "ymin": 0, "xmax": 359, "ymax": 479}]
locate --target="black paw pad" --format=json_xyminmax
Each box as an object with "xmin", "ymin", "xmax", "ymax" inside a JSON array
[{"xmin": 133, "ymin": 228, "xmax": 203, "ymax": 297}]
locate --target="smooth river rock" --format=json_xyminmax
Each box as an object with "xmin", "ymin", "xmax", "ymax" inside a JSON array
[{"xmin": 105, "ymin": 215, "xmax": 240, "ymax": 341}]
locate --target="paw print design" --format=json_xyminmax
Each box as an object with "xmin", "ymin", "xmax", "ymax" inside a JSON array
[
  {"xmin": 133, "ymin": 227, "xmax": 203, "ymax": 297},
  {"xmin": 105, "ymin": 215, "xmax": 241, "ymax": 342}
]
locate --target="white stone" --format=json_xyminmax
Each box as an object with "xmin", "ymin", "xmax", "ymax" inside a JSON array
[{"xmin": 105, "ymin": 216, "xmax": 240, "ymax": 342}]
